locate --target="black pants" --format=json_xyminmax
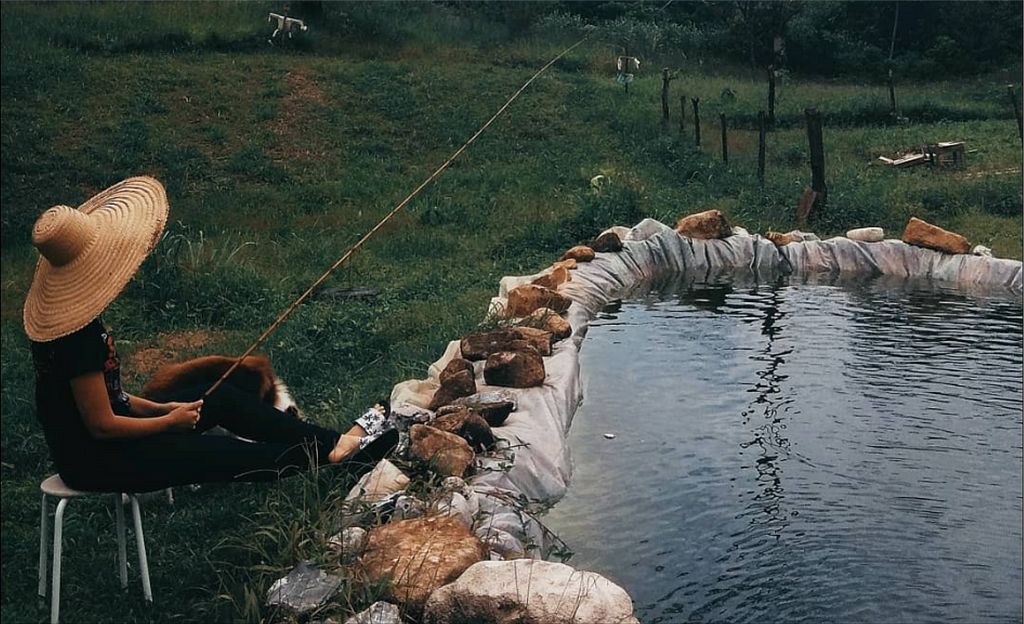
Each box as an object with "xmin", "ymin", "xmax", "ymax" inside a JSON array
[{"xmin": 67, "ymin": 383, "xmax": 396, "ymax": 493}]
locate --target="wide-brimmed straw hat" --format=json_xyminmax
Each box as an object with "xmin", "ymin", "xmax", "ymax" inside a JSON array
[{"xmin": 23, "ymin": 177, "xmax": 168, "ymax": 342}]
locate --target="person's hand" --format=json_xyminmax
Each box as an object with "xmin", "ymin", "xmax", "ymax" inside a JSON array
[
  {"xmin": 159, "ymin": 401, "xmax": 189, "ymax": 415},
  {"xmin": 166, "ymin": 400, "xmax": 203, "ymax": 432}
]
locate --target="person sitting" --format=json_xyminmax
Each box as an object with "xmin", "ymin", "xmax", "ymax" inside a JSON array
[{"xmin": 24, "ymin": 176, "xmax": 395, "ymax": 493}]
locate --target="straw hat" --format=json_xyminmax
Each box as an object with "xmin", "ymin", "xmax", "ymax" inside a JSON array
[{"xmin": 23, "ymin": 177, "xmax": 168, "ymax": 342}]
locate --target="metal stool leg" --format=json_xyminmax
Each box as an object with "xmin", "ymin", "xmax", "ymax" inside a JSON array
[
  {"xmin": 51, "ymin": 498, "xmax": 69, "ymax": 624},
  {"xmin": 129, "ymin": 495, "xmax": 152, "ymax": 602},
  {"xmin": 115, "ymin": 494, "xmax": 128, "ymax": 589},
  {"xmin": 38, "ymin": 493, "xmax": 48, "ymax": 598}
]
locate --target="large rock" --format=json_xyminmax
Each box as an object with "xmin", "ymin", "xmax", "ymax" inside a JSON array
[
  {"xmin": 764, "ymin": 231, "xmax": 794, "ymax": 246},
  {"xmin": 451, "ymin": 390, "xmax": 517, "ymax": 427},
  {"xmin": 531, "ymin": 266, "xmax": 572, "ymax": 290},
  {"xmin": 362, "ymin": 516, "xmax": 487, "ymax": 611},
  {"xmin": 902, "ymin": 217, "xmax": 971, "ymax": 254},
  {"xmin": 423, "ymin": 560, "xmax": 639, "ymax": 624},
  {"xmin": 525, "ymin": 308, "xmax": 572, "ymax": 341},
  {"xmin": 409, "ymin": 425, "xmax": 475, "ymax": 477},
  {"xmin": 429, "ymin": 408, "xmax": 495, "ymax": 452},
  {"xmin": 551, "ymin": 258, "xmax": 577, "ymax": 271},
  {"xmin": 429, "ymin": 358, "xmax": 477, "ymax": 411},
  {"xmin": 675, "ymin": 209, "xmax": 732, "ymax": 239},
  {"xmin": 484, "ymin": 350, "xmax": 545, "ymax": 388},
  {"xmin": 345, "ymin": 459, "xmax": 410, "ymax": 505},
  {"xmin": 846, "ymin": 226, "xmax": 884, "ymax": 242},
  {"xmin": 267, "ymin": 561, "xmax": 344, "ymax": 614},
  {"xmin": 344, "ymin": 602, "xmax": 402, "ymax": 624},
  {"xmin": 589, "ymin": 231, "xmax": 624, "ymax": 252},
  {"xmin": 506, "ymin": 284, "xmax": 573, "ymax": 318},
  {"xmin": 329, "ymin": 527, "xmax": 368, "ymax": 561},
  {"xmin": 460, "ymin": 328, "xmax": 553, "ymax": 361},
  {"xmin": 559, "ymin": 245, "xmax": 595, "ymax": 263}
]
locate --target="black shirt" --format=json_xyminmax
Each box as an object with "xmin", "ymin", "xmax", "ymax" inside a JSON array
[{"xmin": 31, "ymin": 317, "xmax": 132, "ymax": 475}]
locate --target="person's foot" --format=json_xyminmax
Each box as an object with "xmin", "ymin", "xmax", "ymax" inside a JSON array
[{"xmin": 329, "ymin": 434, "xmax": 362, "ymax": 463}]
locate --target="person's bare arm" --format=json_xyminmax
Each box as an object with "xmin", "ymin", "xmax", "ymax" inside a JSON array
[
  {"xmin": 71, "ymin": 372, "xmax": 201, "ymax": 439},
  {"xmin": 123, "ymin": 392, "xmax": 186, "ymax": 418}
]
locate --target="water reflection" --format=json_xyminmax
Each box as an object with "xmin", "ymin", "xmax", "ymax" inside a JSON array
[{"xmin": 543, "ymin": 274, "xmax": 1023, "ymax": 624}]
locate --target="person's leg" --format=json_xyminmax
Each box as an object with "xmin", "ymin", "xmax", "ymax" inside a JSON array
[{"xmin": 164, "ymin": 383, "xmax": 340, "ymax": 449}]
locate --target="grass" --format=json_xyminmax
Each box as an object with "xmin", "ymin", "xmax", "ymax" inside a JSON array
[{"xmin": 2, "ymin": 2, "xmax": 1022, "ymax": 623}]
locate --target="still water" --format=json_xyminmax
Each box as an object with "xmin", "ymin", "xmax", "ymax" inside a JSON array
[{"xmin": 544, "ymin": 276, "xmax": 1023, "ymax": 624}]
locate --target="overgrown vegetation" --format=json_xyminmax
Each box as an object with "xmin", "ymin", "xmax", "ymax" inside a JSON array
[{"xmin": 2, "ymin": 2, "xmax": 1021, "ymax": 623}]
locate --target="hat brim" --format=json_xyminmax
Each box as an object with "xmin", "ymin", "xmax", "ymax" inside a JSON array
[{"xmin": 23, "ymin": 177, "xmax": 168, "ymax": 342}]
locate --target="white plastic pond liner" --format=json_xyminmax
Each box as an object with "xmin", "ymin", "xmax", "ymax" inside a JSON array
[{"xmin": 390, "ymin": 219, "xmax": 1022, "ymax": 558}]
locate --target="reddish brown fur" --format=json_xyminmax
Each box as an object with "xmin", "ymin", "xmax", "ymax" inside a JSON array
[{"xmin": 142, "ymin": 355, "xmax": 277, "ymax": 404}]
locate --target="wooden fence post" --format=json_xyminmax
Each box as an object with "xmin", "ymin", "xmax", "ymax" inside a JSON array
[
  {"xmin": 692, "ymin": 97, "xmax": 701, "ymax": 147},
  {"xmin": 758, "ymin": 110, "xmax": 767, "ymax": 186},
  {"xmin": 888, "ymin": 69, "xmax": 898, "ymax": 119},
  {"xmin": 679, "ymin": 94, "xmax": 686, "ymax": 136},
  {"xmin": 661, "ymin": 68, "xmax": 672, "ymax": 125},
  {"xmin": 720, "ymin": 113, "xmax": 728, "ymax": 163},
  {"xmin": 767, "ymin": 65, "xmax": 776, "ymax": 128},
  {"xmin": 805, "ymin": 107, "xmax": 827, "ymax": 212},
  {"xmin": 1009, "ymin": 85, "xmax": 1023, "ymax": 141}
]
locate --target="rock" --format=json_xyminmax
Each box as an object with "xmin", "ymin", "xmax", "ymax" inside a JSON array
[
  {"xmin": 506, "ymin": 284, "xmax": 573, "ymax": 318},
  {"xmin": 363, "ymin": 516, "xmax": 487, "ymax": 611},
  {"xmin": 732, "ymin": 226, "xmax": 750, "ymax": 236},
  {"xmin": 394, "ymin": 494, "xmax": 427, "ymax": 521},
  {"xmin": 846, "ymin": 226, "xmax": 884, "ymax": 242},
  {"xmin": 902, "ymin": 217, "xmax": 971, "ymax": 254},
  {"xmin": 560, "ymin": 245, "xmax": 595, "ymax": 263},
  {"xmin": 431, "ymin": 492, "xmax": 474, "ymax": 528},
  {"xmin": 786, "ymin": 230, "xmax": 819, "ymax": 242},
  {"xmin": 973, "ymin": 244, "xmax": 993, "ymax": 257},
  {"xmin": 764, "ymin": 231, "xmax": 793, "ymax": 246},
  {"xmin": 344, "ymin": 601, "xmax": 402, "ymax": 624},
  {"xmin": 409, "ymin": 425, "xmax": 475, "ymax": 477},
  {"xmin": 345, "ymin": 459, "xmax": 410, "ymax": 505},
  {"xmin": 460, "ymin": 328, "xmax": 553, "ymax": 361},
  {"xmin": 267, "ymin": 561, "xmax": 344, "ymax": 614},
  {"xmin": 422, "ymin": 560, "xmax": 639, "ymax": 624},
  {"xmin": 484, "ymin": 350, "xmax": 546, "ymax": 388},
  {"xmin": 600, "ymin": 226, "xmax": 632, "ymax": 242},
  {"xmin": 440, "ymin": 476, "xmax": 467, "ymax": 492},
  {"xmin": 589, "ymin": 231, "xmax": 623, "ymax": 253},
  {"xmin": 329, "ymin": 527, "xmax": 368, "ymax": 558},
  {"xmin": 429, "ymin": 358, "xmax": 477, "ymax": 411},
  {"xmin": 429, "ymin": 408, "xmax": 495, "ymax": 452},
  {"xmin": 551, "ymin": 258, "xmax": 577, "ymax": 271},
  {"xmin": 524, "ymin": 308, "xmax": 572, "ymax": 341},
  {"xmin": 476, "ymin": 528, "xmax": 526, "ymax": 560},
  {"xmin": 389, "ymin": 404, "xmax": 433, "ymax": 456},
  {"xmin": 452, "ymin": 391, "xmax": 517, "ymax": 427},
  {"xmin": 530, "ymin": 266, "xmax": 572, "ymax": 290},
  {"xmin": 674, "ymin": 209, "xmax": 732, "ymax": 239}
]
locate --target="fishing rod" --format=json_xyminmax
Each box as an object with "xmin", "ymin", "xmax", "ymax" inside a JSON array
[{"xmin": 204, "ymin": 36, "xmax": 590, "ymax": 398}]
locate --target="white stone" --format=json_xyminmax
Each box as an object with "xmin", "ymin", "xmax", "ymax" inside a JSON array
[
  {"xmin": 267, "ymin": 561, "xmax": 343, "ymax": 614},
  {"xmin": 475, "ymin": 527, "xmax": 526, "ymax": 560},
  {"xmin": 846, "ymin": 227, "xmax": 885, "ymax": 242},
  {"xmin": 344, "ymin": 601, "xmax": 402, "ymax": 624},
  {"xmin": 603, "ymin": 433, "xmax": 616, "ymax": 439},
  {"xmin": 423, "ymin": 559, "xmax": 639, "ymax": 624},
  {"xmin": 785, "ymin": 230, "xmax": 820, "ymax": 242},
  {"xmin": 393, "ymin": 494, "xmax": 426, "ymax": 520},
  {"xmin": 973, "ymin": 244, "xmax": 993, "ymax": 257},
  {"xmin": 732, "ymin": 226, "xmax": 751, "ymax": 237},
  {"xmin": 431, "ymin": 492, "xmax": 473, "ymax": 528},
  {"xmin": 328, "ymin": 527, "xmax": 367, "ymax": 558},
  {"xmin": 345, "ymin": 459, "xmax": 409, "ymax": 504}
]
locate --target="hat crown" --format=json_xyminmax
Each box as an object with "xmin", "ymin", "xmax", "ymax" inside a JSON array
[{"xmin": 32, "ymin": 205, "xmax": 99, "ymax": 267}]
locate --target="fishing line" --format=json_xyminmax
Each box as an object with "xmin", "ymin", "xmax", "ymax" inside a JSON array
[{"xmin": 204, "ymin": 36, "xmax": 590, "ymax": 398}]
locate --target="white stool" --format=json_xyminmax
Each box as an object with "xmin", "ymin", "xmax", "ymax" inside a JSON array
[{"xmin": 38, "ymin": 475, "xmax": 153, "ymax": 624}]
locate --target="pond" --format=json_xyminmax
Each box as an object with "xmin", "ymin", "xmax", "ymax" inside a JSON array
[{"xmin": 543, "ymin": 275, "xmax": 1023, "ymax": 624}]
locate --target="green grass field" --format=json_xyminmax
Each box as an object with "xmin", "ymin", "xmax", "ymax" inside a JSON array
[{"xmin": 2, "ymin": 2, "xmax": 1022, "ymax": 623}]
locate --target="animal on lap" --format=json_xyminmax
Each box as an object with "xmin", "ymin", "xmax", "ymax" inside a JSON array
[{"xmin": 142, "ymin": 354, "xmax": 303, "ymax": 421}]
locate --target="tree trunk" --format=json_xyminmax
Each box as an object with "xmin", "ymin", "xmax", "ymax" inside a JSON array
[
  {"xmin": 720, "ymin": 113, "xmax": 728, "ymax": 164},
  {"xmin": 661, "ymin": 68, "xmax": 671, "ymax": 125},
  {"xmin": 692, "ymin": 98, "xmax": 701, "ymax": 147},
  {"xmin": 767, "ymin": 66, "xmax": 776, "ymax": 128},
  {"xmin": 805, "ymin": 107, "xmax": 827, "ymax": 210},
  {"xmin": 758, "ymin": 110, "xmax": 767, "ymax": 186}
]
